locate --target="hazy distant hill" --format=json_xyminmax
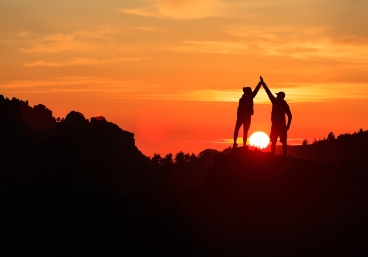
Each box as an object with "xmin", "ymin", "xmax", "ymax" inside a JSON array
[{"xmin": 1, "ymin": 95, "xmax": 367, "ymax": 256}]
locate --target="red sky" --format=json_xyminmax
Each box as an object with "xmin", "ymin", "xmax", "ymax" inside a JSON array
[{"xmin": 1, "ymin": 0, "xmax": 368, "ymax": 156}]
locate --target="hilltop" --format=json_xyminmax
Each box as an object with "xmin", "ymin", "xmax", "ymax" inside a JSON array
[
  {"xmin": 176, "ymin": 148, "xmax": 368, "ymax": 256},
  {"xmin": 1, "ymin": 95, "xmax": 367, "ymax": 256}
]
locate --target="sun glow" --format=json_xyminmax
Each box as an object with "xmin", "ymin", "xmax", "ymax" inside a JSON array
[{"xmin": 249, "ymin": 132, "xmax": 270, "ymax": 149}]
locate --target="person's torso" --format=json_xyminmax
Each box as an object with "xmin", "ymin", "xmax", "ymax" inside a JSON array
[
  {"xmin": 271, "ymin": 100, "xmax": 289, "ymax": 123},
  {"xmin": 237, "ymin": 94, "xmax": 253, "ymax": 117}
]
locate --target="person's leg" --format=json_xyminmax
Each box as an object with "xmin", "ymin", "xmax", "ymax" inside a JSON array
[
  {"xmin": 271, "ymin": 142, "xmax": 276, "ymax": 155},
  {"xmin": 233, "ymin": 118, "xmax": 243, "ymax": 147},
  {"xmin": 280, "ymin": 126, "xmax": 288, "ymax": 156},
  {"xmin": 282, "ymin": 143, "xmax": 287, "ymax": 156},
  {"xmin": 270, "ymin": 123, "xmax": 277, "ymax": 155},
  {"xmin": 242, "ymin": 116, "xmax": 251, "ymax": 146}
]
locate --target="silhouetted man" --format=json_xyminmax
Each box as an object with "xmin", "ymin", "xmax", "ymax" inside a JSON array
[
  {"xmin": 261, "ymin": 76, "xmax": 292, "ymax": 156},
  {"xmin": 233, "ymin": 80, "xmax": 262, "ymax": 148}
]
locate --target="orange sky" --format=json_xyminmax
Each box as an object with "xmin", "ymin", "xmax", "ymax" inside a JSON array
[{"xmin": 1, "ymin": 0, "xmax": 368, "ymax": 156}]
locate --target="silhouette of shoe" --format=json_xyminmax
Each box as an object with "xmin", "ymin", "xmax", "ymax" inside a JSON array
[{"xmin": 233, "ymin": 143, "xmax": 238, "ymax": 148}]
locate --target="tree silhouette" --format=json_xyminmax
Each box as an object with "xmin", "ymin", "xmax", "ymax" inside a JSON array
[
  {"xmin": 327, "ymin": 131, "xmax": 335, "ymax": 141},
  {"xmin": 162, "ymin": 153, "xmax": 173, "ymax": 166},
  {"xmin": 175, "ymin": 151, "xmax": 185, "ymax": 164},
  {"xmin": 151, "ymin": 153, "xmax": 163, "ymax": 167},
  {"xmin": 189, "ymin": 153, "xmax": 197, "ymax": 162}
]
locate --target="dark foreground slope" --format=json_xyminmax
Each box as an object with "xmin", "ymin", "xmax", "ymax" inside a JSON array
[
  {"xmin": 1, "ymin": 96, "xmax": 368, "ymax": 256},
  {"xmin": 176, "ymin": 148, "xmax": 368, "ymax": 256}
]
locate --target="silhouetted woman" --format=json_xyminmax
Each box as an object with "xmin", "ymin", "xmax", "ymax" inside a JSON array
[{"xmin": 233, "ymin": 80, "xmax": 262, "ymax": 148}]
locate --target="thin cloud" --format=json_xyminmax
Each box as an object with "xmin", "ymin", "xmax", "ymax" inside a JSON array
[
  {"xmin": 119, "ymin": 0, "xmax": 298, "ymax": 20},
  {"xmin": 257, "ymin": 37, "xmax": 368, "ymax": 64},
  {"xmin": 134, "ymin": 26, "xmax": 163, "ymax": 32},
  {"xmin": 225, "ymin": 26, "xmax": 368, "ymax": 63},
  {"xmin": 184, "ymin": 83, "xmax": 368, "ymax": 103},
  {"xmin": 21, "ymin": 34, "xmax": 91, "ymax": 53},
  {"xmin": 171, "ymin": 41, "xmax": 249, "ymax": 54},
  {"xmin": 2, "ymin": 76, "xmax": 367, "ymax": 102},
  {"xmin": 121, "ymin": 6, "xmax": 164, "ymax": 19},
  {"xmin": 74, "ymin": 26, "xmax": 121, "ymax": 39},
  {"xmin": 23, "ymin": 57, "xmax": 151, "ymax": 67},
  {"xmin": 0, "ymin": 77, "xmax": 148, "ymax": 91},
  {"xmin": 19, "ymin": 28, "xmax": 122, "ymax": 53},
  {"xmin": 101, "ymin": 82, "xmax": 368, "ymax": 103},
  {"xmin": 17, "ymin": 31, "xmax": 31, "ymax": 38},
  {"xmin": 120, "ymin": 0, "xmax": 223, "ymax": 20}
]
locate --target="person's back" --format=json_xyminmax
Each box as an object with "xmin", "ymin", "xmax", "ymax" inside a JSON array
[
  {"xmin": 271, "ymin": 97, "xmax": 291, "ymax": 125},
  {"xmin": 237, "ymin": 93, "xmax": 254, "ymax": 118}
]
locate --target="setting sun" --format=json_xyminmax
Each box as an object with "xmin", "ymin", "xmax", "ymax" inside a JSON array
[{"xmin": 249, "ymin": 132, "xmax": 270, "ymax": 149}]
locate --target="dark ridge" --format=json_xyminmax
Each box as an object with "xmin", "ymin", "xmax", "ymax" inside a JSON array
[
  {"xmin": 1, "ymin": 95, "xmax": 367, "ymax": 256},
  {"xmin": 278, "ymin": 130, "xmax": 368, "ymax": 164},
  {"xmin": 0, "ymin": 96, "xmax": 210, "ymax": 256},
  {"xmin": 176, "ymin": 148, "xmax": 368, "ymax": 256}
]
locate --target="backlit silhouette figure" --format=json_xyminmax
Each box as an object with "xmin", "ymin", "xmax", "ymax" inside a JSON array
[
  {"xmin": 261, "ymin": 76, "xmax": 292, "ymax": 156},
  {"xmin": 233, "ymin": 80, "xmax": 262, "ymax": 148}
]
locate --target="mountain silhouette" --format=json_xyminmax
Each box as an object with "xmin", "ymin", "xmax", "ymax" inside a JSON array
[{"xmin": 1, "ymin": 95, "xmax": 367, "ymax": 256}]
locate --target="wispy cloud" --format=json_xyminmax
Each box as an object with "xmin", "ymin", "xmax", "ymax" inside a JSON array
[
  {"xmin": 168, "ymin": 25, "xmax": 368, "ymax": 65},
  {"xmin": 21, "ymin": 34, "xmax": 90, "ymax": 53},
  {"xmin": 120, "ymin": 0, "xmax": 224, "ymax": 20},
  {"xmin": 121, "ymin": 6, "xmax": 164, "ymax": 19},
  {"xmin": 258, "ymin": 37, "xmax": 368, "ymax": 64},
  {"xmin": 119, "ymin": 0, "xmax": 299, "ymax": 20},
  {"xmin": 102, "ymin": 82, "xmax": 368, "ymax": 102},
  {"xmin": 183, "ymin": 83, "xmax": 368, "ymax": 103},
  {"xmin": 225, "ymin": 26, "xmax": 368, "ymax": 63},
  {"xmin": 0, "ymin": 77, "xmax": 147, "ymax": 94},
  {"xmin": 23, "ymin": 57, "xmax": 151, "ymax": 67},
  {"xmin": 20, "ymin": 27, "xmax": 121, "ymax": 53},
  {"xmin": 171, "ymin": 41, "xmax": 249, "ymax": 54},
  {"xmin": 2, "ymin": 76, "xmax": 367, "ymax": 102},
  {"xmin": 134, "ymin": 26, "xmax": 163, "ymax": 32},
  {"xmin": 17, "ymin": 31, "xmax": 31, "ymax": 38}
]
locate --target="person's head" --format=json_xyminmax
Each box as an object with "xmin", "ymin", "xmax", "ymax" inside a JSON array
[
  {"xmin": 243, "ymin": 87, "xmax": 252, "ymax": 95},
  {"xmin": 276, "ymin": 92, "xmax": 285, "ymax": 100}
]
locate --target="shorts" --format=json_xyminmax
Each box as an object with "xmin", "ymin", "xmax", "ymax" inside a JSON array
[
  {"xmin": 235, "ymin": 115, "xmax": 251, "ymax": 132},
  {"xmin": 270, "ymin": 122, "xmax": 287, "ymax": 143}
]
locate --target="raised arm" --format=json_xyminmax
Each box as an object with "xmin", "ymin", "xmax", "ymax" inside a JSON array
[
  {"xmin": 260, "ymin": 76, "xmax": 276, "ymax": 102},
  {"xmin": 251, "ymin": 81, "xmax": 262, "ymax": 99}
]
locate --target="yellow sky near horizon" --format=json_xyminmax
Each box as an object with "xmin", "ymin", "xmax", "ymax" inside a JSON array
[{"xmin": 1, "ymin": 0, "xmax": 368, "ymax": 156}]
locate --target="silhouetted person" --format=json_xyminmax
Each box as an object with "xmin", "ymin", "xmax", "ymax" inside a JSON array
[
  {"xmin": 233, "ymin": 80, "xmax": 262, "ymax": 148},
  {"xmin": 261, "ymin": 76, "xmax": 292, "ymax": 156}
]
